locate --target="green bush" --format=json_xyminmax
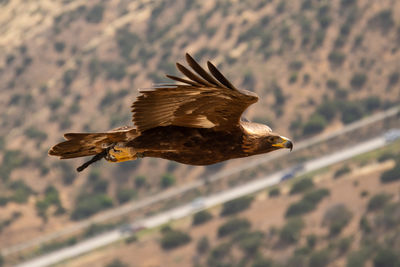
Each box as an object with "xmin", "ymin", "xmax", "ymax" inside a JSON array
[
  {"xmin": 328, "ymin": 51, "xmax": 346, "ymax": 66},
  {"xmin": 290, "ymin": 178, "xmax": 314, "ymax": 195},
  {"xmin": 71, "ymin": 194, "xmax": 113, "ymax": 220},
  {"xmin": 380, "ymin": 202, "xmax": 400, "ymax": 229},
  {"xmin": 359, "ymin": 215, "xmax": 371, "ymax": 233},
  {"xmin": 350, "ymin": 73, "xmax": 367, "ymax": 89},
  {"xmin": 63, "ymin": 69, "xmax": 78, "ymax": 87},
  {"xmin": 220, "ymin": 196, "xmax": 254, "ymax": 216},
  {"xmin": 160, "ymin": 229, "xmax": 191, "ymax": 250},
  {"xmin": 161, "ymin": 173, "xmax": 175, "ymax": 188},
  {"xmin": 57, "ymin": 162, "xmax": 75, "ymax": 185},
  {"xmin": 363, "ymin": 96, "xmax": 381, "ymax": 112},
  {"xmin": 92, "ymin": 179, "xmax": 109, "ymax": 193},
  {"xmin": 380, "ymin": 164, "xmax": 400, "ymax": 183},
  {"xmin": 341, "ymin": 101, "xmax": 365, "ymax": 124},
  {"xmin": 269, "ymin": 188, "xmax": 280, "ymax": 197},
  {"xmin": 196, "ymin": 236, "xmax": 209, "ymax": 254},
  {"xmin": 235, "ymin": 231, "xmax": 264, "ymax": 255},
  {"xmin": 10, "ymin": 180, "xmax": 33, "ymax": 204},
  {"xmin": 115, "ymin": 27, "xmax": 140, "ymax": 59},
  {"xmin": 317, "ymin": 5, "xmax": 331, "ymax": 29},
  {"xmin": 217, "ymin": 218, "xmax": 251, "ymax": 238},
  {"xmin": 116, "ymin": 188, "xmax": 136, "ymax": 204},
  {"xmin": 102, "ymin": 61, "xmax": 126, "ymax": 81},
  {"xmin": 84, "ymin": 223, "xmax": 115, "ymax": 238},
  {"xmin": 273, "ymin": 83, "xmax": 285, "ymax": 106},
  {"xmin": 388, "ymin": 72, "xmax": 399, "ymax": 87},
  {"xmin": 309, "ymin": 249, "xmax": 330, "ymax": 267},
  {"xmin": 334, "ymin": 165, "xmax": 351, "ymax": 178},
  {"xmin": 252, "ymin": 257, "xmax": 274, "ymax": 267},
  {"xmin": 105, "ymin": 259, "xmax": 128, "ymax": 267},
  {"xmin": 316, "ymin": 101, "xmax": 338, "ymax": 122},
  {"xmin": 88, "ymin": 57, "xmax": 101, "ymax": 83},
  {"xmin": 378, "ymin": 152, "xmax": 396, "ymax": 162},
  {"xmin": 208, "ymin": 242, "xmax": 232, "ymax": 266},
  {"xmin": 326, "ymin": 79, "xmax": 339, "ymax": 90},
  {"xmin": 192, "ymin": 210, "xmax": 213, "ymax": 226},
  {"xmin": 285, "ymin": 199, "xmax": 315, "ymax": 217},
  {"xmin": 280, "ymin": 217, "xmax": 304, "ymax": 244},
  {"xmin": 368, "ymin": 10, "xmax": 395, "ymax": 33},
  {"xmin": 54, "ymin": 41, "xmax": 65, "ymax": 53},
  {"xmin": 85, "ymin": 4, "xmax": 104, "ymax": 23},
  {"xmin": 307, "ymin": 234, "xmax": 317, "ymax": 248},
  {"xmin": 289, "ymin": 61, "xmax": 304, "ymax": 71},
  {"xmin": 303, "ymin": 189, "xmax": 330, "ymax": 203},
  {"xmin": 373, "ymin": 248, "xmax": 400, "ymax": 267},
  {"xmin": 0, "ymin": 150, "xmax": 28, "ymax": 181},
  {"xmin": 323, "ymin": 204, "xmax": 352, "ymax": 236},
  {"xmin": 367, "ymin": 193, "xmax": 392, "ymax": 212},
  {"xmin": 302, "ymin": 114, "xmax": 327, "ymax": 136},
  {"xmin": 134, "ymin": 176, "xmax": 146, "ymax": 188},
  {"xmin": 347, "ymin": 249, "xmax": 369, "ymax": 267}
]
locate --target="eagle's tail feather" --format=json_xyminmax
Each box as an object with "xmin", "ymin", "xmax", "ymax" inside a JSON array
[{"xmin": 49, "ymin": 128, "xmax": 136, "ymax": 160}]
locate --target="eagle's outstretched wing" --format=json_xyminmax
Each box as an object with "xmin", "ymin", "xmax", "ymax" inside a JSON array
[{"xmin": 131, "ymin": 53, "xmax": 258, "ymax": 132}]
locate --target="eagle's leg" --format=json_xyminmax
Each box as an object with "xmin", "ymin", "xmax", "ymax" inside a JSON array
[{"xmin": 106, "ymin": 145, "xmax": 137, "ymax": 163}]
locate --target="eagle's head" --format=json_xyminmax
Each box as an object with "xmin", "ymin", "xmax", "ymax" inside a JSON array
[{"xmin": 268, "ymin": 135, "xmax": 293, "ymax": 151}]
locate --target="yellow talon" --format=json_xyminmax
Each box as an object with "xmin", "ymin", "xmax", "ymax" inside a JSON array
[{"xmin": 107, "ymin": 146, "xmax": 137, "ymax": 163}]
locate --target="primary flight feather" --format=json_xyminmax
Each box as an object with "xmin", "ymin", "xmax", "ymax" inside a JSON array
[{"xmin": 49, "ymin": 53, "xmax": 293, "ymax": 171}]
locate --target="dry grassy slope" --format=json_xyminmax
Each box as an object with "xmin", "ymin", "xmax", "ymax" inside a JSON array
[
  {"xmin": 63, "ymin": 157, "xmax": 399, "ymax": 267},
  {"xmin": 0, "ymin": 0, "xmax": 400, "ymax": 249}
]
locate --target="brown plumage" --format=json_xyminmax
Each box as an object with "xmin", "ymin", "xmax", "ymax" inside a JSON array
[{"xmin": 49, "ymin": 53, "xmax": 293, "ymax": 171}]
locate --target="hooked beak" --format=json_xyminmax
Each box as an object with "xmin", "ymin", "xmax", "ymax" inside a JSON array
[{"xmin": 272, "ymin": 136, "xmax": 293, "ymax": 151}]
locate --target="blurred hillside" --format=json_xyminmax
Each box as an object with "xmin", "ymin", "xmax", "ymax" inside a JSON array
[{"xmin": 0, "ymin": 0, "xmax": 400, "ymax": 258}]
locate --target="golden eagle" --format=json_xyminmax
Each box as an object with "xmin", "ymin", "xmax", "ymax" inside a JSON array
[{"xmin": 49, "ymin": 53, "xmax": 293, "ymax": 171}]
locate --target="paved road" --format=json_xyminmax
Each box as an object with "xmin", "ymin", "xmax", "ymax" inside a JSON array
[
  {"xmin": 16, "ymin": 135, "xmax": 389, "ymax": 267},
  {"xmin": 4, "ymin": 106, "xmax": 398, "ymax": 258}
]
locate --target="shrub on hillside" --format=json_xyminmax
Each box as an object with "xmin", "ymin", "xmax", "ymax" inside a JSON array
[
  {"xmin": 54, "ymin": 41, "xmax": 65, "ymax": 53},
  {"xmin": 285, "ymin": 199, "xmax": 315, "ymax": 217},
  {"xmin": 309, "ymin": 249, "xmax": 331, "ymax": 267},
  {"xmin": 334, "ymin": 165, "xmax": 351, "ymax": 178},
  {"xmin": 236, "ymin": 231, "xmax": 264, "ymax": 255},
  {"xmin": 367, "ymin": 193, "xmax": 392, "ymax": 212},
  {"xmin": 160, "ymin": 173, "xmax": 175, "ymax": 188},
  {"xmin": 290, "ymin": 178, "xmax": 314, "ymax": 195},
  {"xmin": 196, "ymin": 236, "xmax": 210, "ymax": 254},
  {"xmin": 207, "ymin": 242, "xmax": 232, "ymax": 266},
  {"xmin": 85, "ymin": 4, "xmax": 104, "ymax": 23},
  {"xmin": 388, "ymin": 71, "xmax": 399, "ymax": 87},
  {"xmin": 373, "ymin": 248, "xmax": 400, "ymax": 267},
  {"xmin": 363, "ymin": 96, "xmax": 381, "ymax": 112},
  {"xmin": 368, "ymin": 10, "xmax": 395, "ymax": 33},
  {"xmin": 347, "ymin": 251, "xmax": 368, "ymax": 267},
  {"xmin": 71, "ymin": 194, "xmax": 113, "ymax": 220},
  {"xmin": 269, "ymin": 188, "xmax": 281, "ymax": 197},
  {"xmin": 302, "ymin": 114, "xmax": 327, "ymax": 136},
  {"xmin": 217, "ymin": 218, "xmax": 251, "ymax": 238},
  {"xmin": 192, "ymin": 210, "xmax": 213, "ymax": 226},
  {"xmin": 134, "ymin": 175, "xmax": 146, "ymax": 188},
  {"xmin": 350, "ymin": 73, "xmax": 367, "ymax": 89},
  {"xmin": 380, "ymin": 163, "xmax": 400, "ymax": 183},
  {"xmin": 105, "ymin": 259, "xmax": 128, "ymax": 267},
  {"xmin": 116, "ymin": 188, "xmax": 136, "ymax": 204},
  {"xmin": 280, "ymin": 217, "xmax": 304, "ymax": 244},
  {"xmin": 323, "ymin": 204, "xmax": 352, "ymax": 236},
  {"xmin": 341, "ymin": 101, "xmax": 365, "ymax": 124},
  {"xmin": 328, "ymin": 51, "xmax": 346, "ymax": 66},
  {"xmin": 220, "ymin": 196, "xmax": 254, "ymax": 216},
  {"xmin": 160, "ymin": 229, "xmax": 191, "ymax": 250},
  {"xmin": 115, "ymin": 27, "xmax": 140, "ymax": 59}
]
